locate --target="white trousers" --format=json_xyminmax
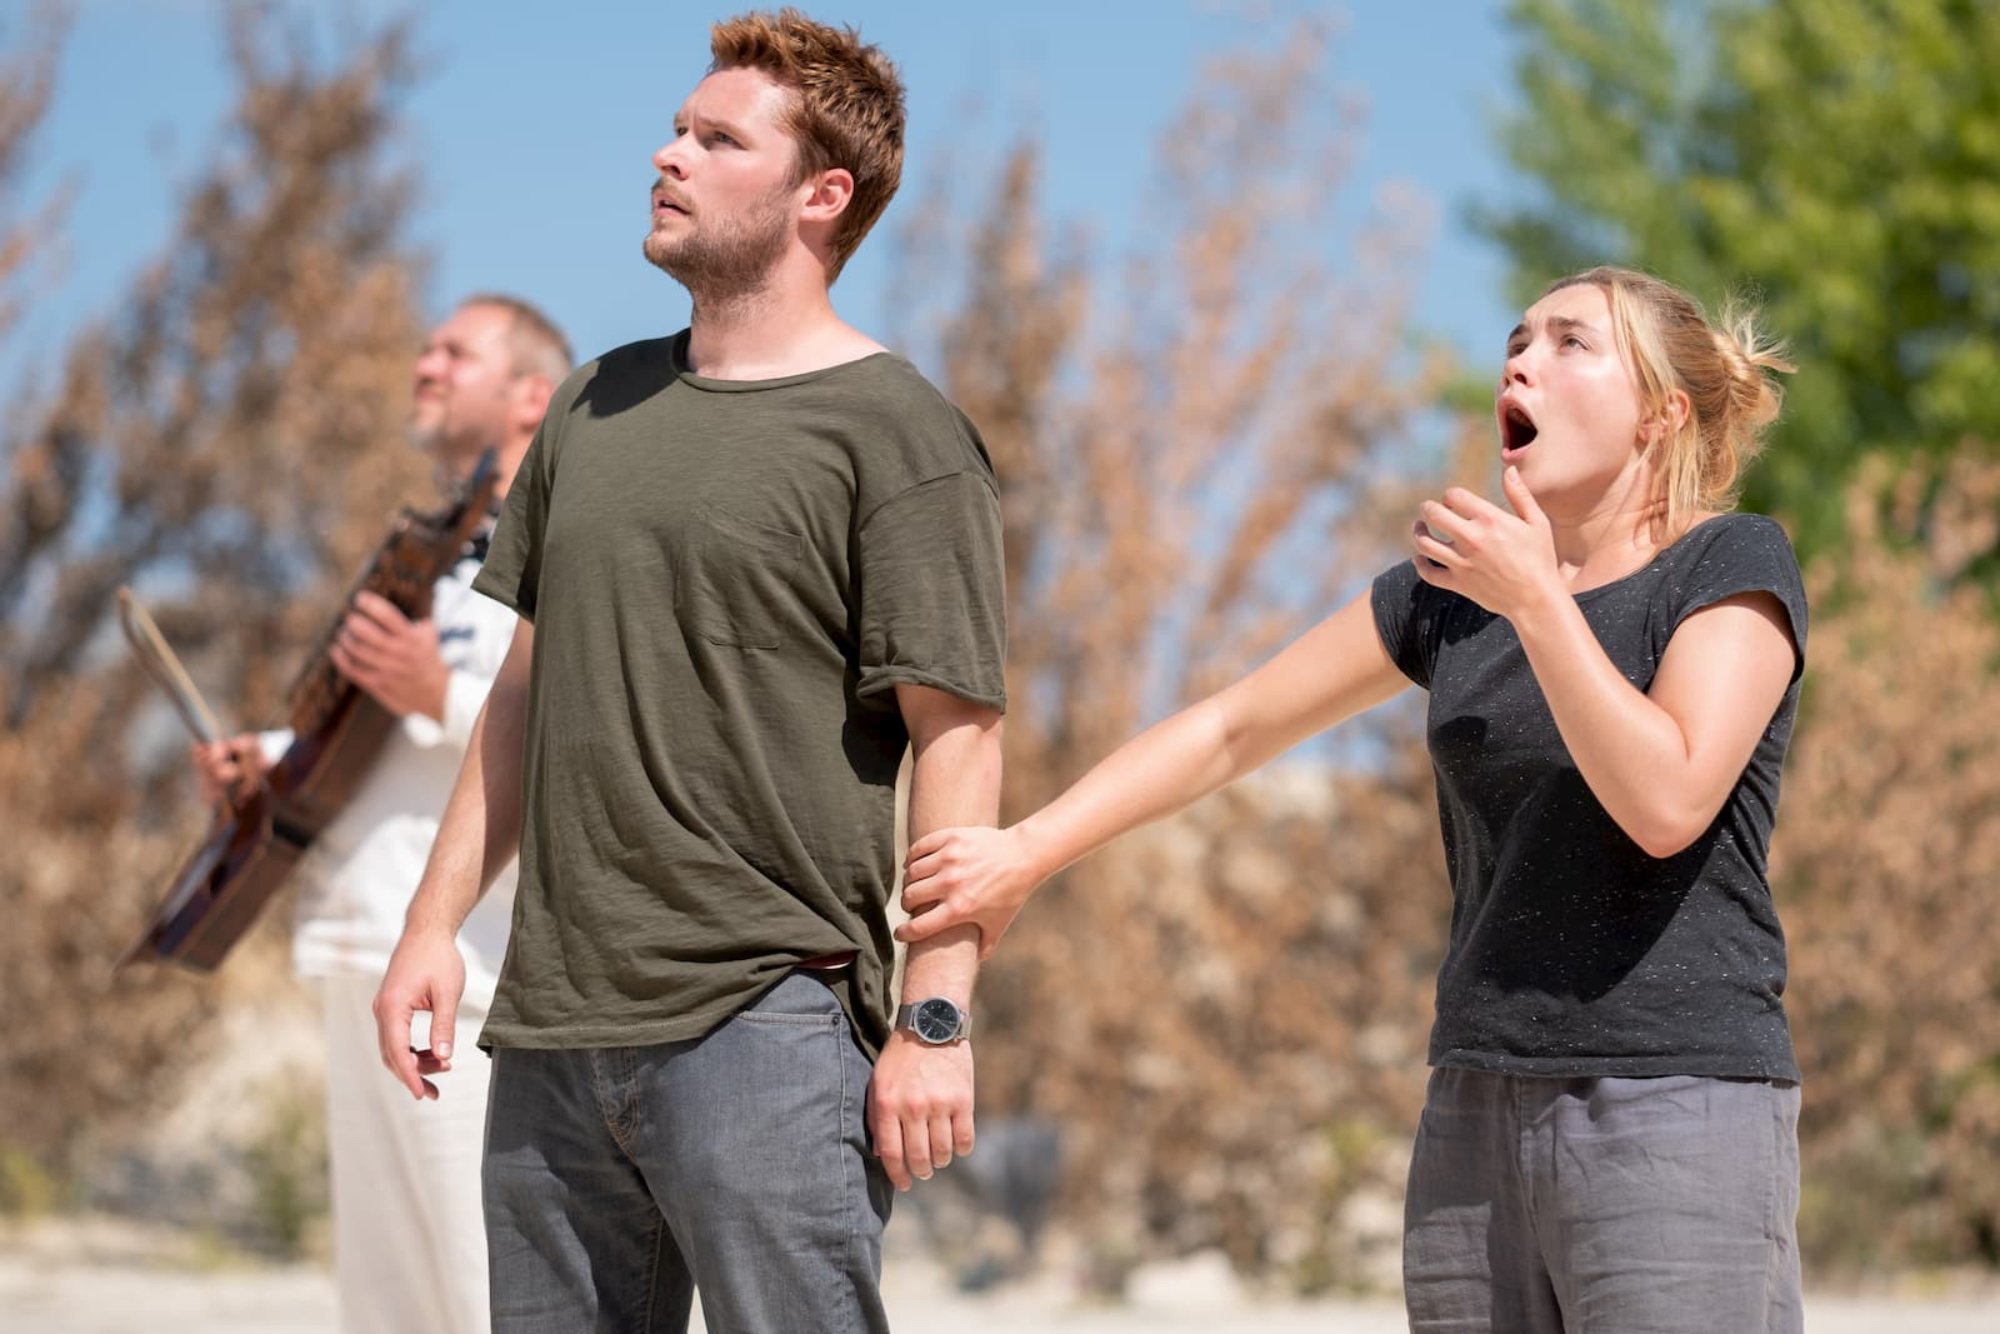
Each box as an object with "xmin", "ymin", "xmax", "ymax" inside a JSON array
[{"xmin": 315, "ymin": 972, "xmax": 493, "ymax": 1334}]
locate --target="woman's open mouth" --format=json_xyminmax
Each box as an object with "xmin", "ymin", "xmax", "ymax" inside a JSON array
[{"xmin": 1500, "ymin": 402, "xmax": 1539, "ymax": 457}]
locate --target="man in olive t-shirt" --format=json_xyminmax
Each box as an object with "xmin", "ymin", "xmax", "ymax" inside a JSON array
[
  {"xmin": 372, "ymin": 15, "xmax": 1006, "ymax": 1334},
  {"xmin": 472, "ymin": 332, "xmax": 1005, "ymax": 1061}
]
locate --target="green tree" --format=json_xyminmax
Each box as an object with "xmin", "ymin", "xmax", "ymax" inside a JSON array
[
  {"xmin": 1485, "ymin": 0, "xmax": 2000, "ymax": 566},
  {"xmin": 1494, "ymin": 0, "xmax": 2000, "ymax": 1276}
]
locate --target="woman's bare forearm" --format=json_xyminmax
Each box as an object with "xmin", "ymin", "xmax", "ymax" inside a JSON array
[{"xmin": 1014, "ymin": 595, "xmax": 1404, "ymax": 884}]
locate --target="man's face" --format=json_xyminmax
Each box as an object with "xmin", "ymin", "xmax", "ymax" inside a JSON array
[
  {"xmin": 410, "ymin": 304, "xmax": 519, "ymax": 463},
  {"xmin": 645, "ymin": 66, "xmax": 805, "ymax": 294}
]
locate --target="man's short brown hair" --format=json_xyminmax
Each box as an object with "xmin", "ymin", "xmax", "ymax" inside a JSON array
[
  {"xmin": 709, "ymin": 8, "xmax": 905, "ymax": 282},
  {"xmin": 461, "ymin": 293, "xmax": 573, "ymax": 385}
]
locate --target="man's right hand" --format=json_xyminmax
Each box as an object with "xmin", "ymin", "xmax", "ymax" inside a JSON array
[
  {"xmin": 191, "ymin": 734, "xmax": 269, "ymax": 808},
  {"xmin": 372, "ymin": 928, "xmax": 467, "ymax": 1101}
]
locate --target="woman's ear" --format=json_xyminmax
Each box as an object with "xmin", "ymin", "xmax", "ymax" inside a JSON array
[
  {"xmin": 1661, "ymin": 387, "xmax": 1692, "ymax": 437},
  {"xmin": 1642, "ymin": 388, "xmax": 1692, "ymax": 445}
]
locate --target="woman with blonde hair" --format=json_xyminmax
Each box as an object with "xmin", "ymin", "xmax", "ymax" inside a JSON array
[{"xmin": 899, "ymin": 266, "xmax": 1808, "ymax": 1331}]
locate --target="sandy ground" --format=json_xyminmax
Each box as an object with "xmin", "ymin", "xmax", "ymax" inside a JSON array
[{"xmin": 3, "ymin": 1219, "xmax": 1996, "ymax": 1333}]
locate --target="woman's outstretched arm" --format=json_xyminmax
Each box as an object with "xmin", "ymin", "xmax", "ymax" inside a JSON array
[{"xmin": 897, "ymin": 591, "xmax": 1409, "ymax": 956}]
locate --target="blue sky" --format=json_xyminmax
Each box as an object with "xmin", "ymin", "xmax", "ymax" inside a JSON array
[{"xmin": 19, "ymin": 1, "xmax": 1525, "ymax": 391}]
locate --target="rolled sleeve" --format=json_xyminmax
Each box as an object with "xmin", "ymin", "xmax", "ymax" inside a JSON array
[
  {"xmin": 1371, "ymin": 558, "xmax": 1453, "ymax": 691},
  {"xmin": 1666, "ymin": 515, "xmax": 1809, "ymax": 686},
  {"xmin": 471, "ymin": 425, "xmax": 552, "ymax": 624},
  {"xmin": 854, "ymin": 472, "xmax": 1008, "ymax": 711}
]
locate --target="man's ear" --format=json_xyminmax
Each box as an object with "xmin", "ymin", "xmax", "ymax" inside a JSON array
[
  {"xmin": 799, "ymin": 167, "xmax": 855, "ymax": 227},
  {"xmin": 513, "ymin": 373, "xmax": 556, "ymax": 434}
]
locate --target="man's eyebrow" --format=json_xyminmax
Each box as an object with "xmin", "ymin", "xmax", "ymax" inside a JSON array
[{"xmin": 673, "ymin": 105, "xmax": 751, "ymax": 140}]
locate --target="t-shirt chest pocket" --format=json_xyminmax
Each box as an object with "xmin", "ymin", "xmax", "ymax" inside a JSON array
[{"xmin": 674, "ymin": 508, "xmax": 809, "ymax": 650}]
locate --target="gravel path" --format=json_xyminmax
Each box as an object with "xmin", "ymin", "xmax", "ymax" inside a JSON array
[{"xmin": 4, "ymin": 1221, "xmax": 1994, "ymax": 1333}]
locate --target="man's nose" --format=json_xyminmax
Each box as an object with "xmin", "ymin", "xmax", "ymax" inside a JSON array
[{"xmin": 653, "ymin": 139, "xmax": 690, "ymax": 178}]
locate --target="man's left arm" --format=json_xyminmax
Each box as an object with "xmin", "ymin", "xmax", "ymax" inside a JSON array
[{"xmin": 869, "ymin": 682, "xmax": 1003, "ymax": 1192}]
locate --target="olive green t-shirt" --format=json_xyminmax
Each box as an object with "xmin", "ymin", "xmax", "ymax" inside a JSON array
[{"xmin": 471, "ymin": 332, "xmax": 1007, "ymax": 1057}]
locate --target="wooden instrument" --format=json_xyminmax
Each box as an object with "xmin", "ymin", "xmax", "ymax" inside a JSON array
[
  {"xmin": 117, "ymin": 590, "xmax": 225, "ymax": 745},
  {"xmin": 121, "ymin": 451, "xmax": 500, "ymax": 971}
]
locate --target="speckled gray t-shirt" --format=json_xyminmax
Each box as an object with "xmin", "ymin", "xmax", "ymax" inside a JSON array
[{"xmin": 1371, "ymin": 513, "xmax": 1808, "ymax": 1080}]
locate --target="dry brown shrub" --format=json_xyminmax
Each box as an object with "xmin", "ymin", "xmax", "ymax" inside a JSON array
[
  {"xmin": 0, "ymin": 3, "xmax": 67, "ymax": 354},
  {"xmin": 1778, "ymin": 446, "xmax": 2000, "ymax": 1272},
  {"xmin": 0, "ymin": 8, "xmax": 426, "ymax": 1200},
  {"xmin": 903, "ymin": 23, "xmax": 1470, "ymax": 1286}
]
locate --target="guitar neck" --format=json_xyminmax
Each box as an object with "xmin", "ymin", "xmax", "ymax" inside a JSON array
[{"xmin": 285, "ymin": 452, "xmax": 499, "ymax": 735}]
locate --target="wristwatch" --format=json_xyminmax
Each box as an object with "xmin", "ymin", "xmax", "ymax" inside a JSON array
[{"xmin": 894, "ymin": 996, "xmax": 972, "ymax": 1045}]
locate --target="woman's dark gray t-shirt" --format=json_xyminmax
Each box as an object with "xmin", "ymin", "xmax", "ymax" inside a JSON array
[{"xmin": 1371, "ymin": 513, "xmax": 1808, "ymax": 1080}]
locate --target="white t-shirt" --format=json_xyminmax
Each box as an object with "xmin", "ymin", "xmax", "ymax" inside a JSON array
[{"xmin": 262, "ymin": 549, "xmax": 519, "ymax": 1009}]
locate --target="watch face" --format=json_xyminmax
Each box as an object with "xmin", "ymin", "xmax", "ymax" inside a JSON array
[{"xmin": 912, "ymin": 997, "xmax": 963, "ymax": 1044}]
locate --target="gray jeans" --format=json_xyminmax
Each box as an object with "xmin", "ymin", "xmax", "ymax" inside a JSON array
[
  {"xmin": 1403, "ymin": 1068, "xmax": 1802, "ymax": 1333},
  {"xmin": 483, "ymin": 972, "xmax": 893, "ymax": 1334}
]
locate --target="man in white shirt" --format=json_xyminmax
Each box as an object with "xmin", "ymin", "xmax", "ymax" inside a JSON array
[{"xmin": 192, "ymin": 294, "xmax": 570, "ymax": 1334}]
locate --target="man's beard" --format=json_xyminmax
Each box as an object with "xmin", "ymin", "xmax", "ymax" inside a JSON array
[
  {"xmin": 408, "ymin": 403, "xmax": 493, "ymax": 473},
  {"xmin": 407, "ymin": 410, "xmax": 444, "ymax": 454},
  {"xmin": 644, "ymin": 186, "xmax": 793, "ymax": 305}
]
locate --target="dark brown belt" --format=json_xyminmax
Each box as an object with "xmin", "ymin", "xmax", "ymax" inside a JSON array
[{"xmin": 796, "ymin": 950, "xmax": 857, "ymax": 971}]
